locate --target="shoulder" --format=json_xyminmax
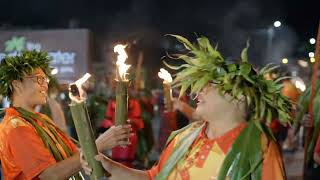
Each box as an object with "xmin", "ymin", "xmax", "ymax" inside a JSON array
[
  {"xmin": 178, "ymin": 121, "xmax": 204, "ymax": 136},
  {"xmin": 261, "ymin": 133, "xmax": 281, "ymax": 154},
  {"xmin": 0, "ymin": 116, "xmax": 35, "ymax": 138},
  {"xmin": 0, "ymin": 116, "xmax": 33, "ymax": 150},
  {"xmin": 9, "ymin": 117, "xmax": 28, "ymax": 128},
  {"xmin": 167, "ymin": 121, "xmax": 205, "ymax": 145},
  {"xmin": 0, "ymin": 108, "xmax": 29, "ymax": 128},
  {"xmin": 38, "ymin": 113, "xmax": 54, "ymax": 123},
  {"xmin": 2, "ymin": 116, "xmax": 29, "ymax": 129}
]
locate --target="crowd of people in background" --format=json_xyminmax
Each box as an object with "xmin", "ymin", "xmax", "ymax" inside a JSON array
[
  {"xmin": 0, "ymin": 72, "xmax": 194, "ymax": 174},
  {"xmin": 1, "ymin": 67, "xmax": 320, "ymax": 179}
]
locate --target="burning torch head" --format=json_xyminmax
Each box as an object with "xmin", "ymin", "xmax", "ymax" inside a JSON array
[
  {"xmin": 69, "ymin": 73, "xmax": 92, "ymax": 102},
  {"xmin": 114, "ymin": 44, "xmax": 131, "ymax": 81},
  {"xmin": 70, "ymin": 84, "xmax": 80, "ymax": 97},
  {"xmin": 158, "ymin": 68, "xmax": 173, "ymax": 84}
]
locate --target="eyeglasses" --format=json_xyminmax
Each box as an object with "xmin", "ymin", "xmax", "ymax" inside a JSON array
[{"xmin": 25, "ymin": 75, "xmax": 50, "ymax": 85}]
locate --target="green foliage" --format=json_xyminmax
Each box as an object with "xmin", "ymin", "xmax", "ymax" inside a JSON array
[
  {"xmin": 0, "ymin": 50, "xmax": 53, "ymax": 98},
  {"xmin": 155, "ymin": 122, "xmax": 205, "ymax": 180},
  {"xmin": 165, "ymin": 35, "xmax": 292, "ymax": 125},
  {"xmin": 294, "ymin": 82, "xmax": 320, "ymax": 164},
  {"xmin": 241, "ymin": 40, "xmax": 250, "ymax": 63},
  {"xmin": 162, "ymin": 35, "xmax": 293, "ymax": 179},
  {"xmin": 218, "ymin": 121, "xmax": 263, "ymax": 180},
  {"xmin": 16, "ymin": 107, "xmax": 82, "ymax": 179}
]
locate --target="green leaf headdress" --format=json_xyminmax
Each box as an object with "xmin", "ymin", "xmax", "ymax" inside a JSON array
[
  {"xmin": 166, "ymin": 35, "xmax": 292, "ymax": 125},
  {"xmin": 0, "ymin": 50, "xmax": 53, "ymax": 99}
]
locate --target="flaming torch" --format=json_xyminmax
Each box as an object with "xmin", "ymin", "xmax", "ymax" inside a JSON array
[
  {"xmin": 69, "ymin": 73, "xmax": 110, "ymax": 179},
  {"xmin": 114, "ymin": 44, "xmax": 131, "ymax": 125},
  {"xmin": 158, "ymin": 68, "xmax": 173, "ymax": 112}
]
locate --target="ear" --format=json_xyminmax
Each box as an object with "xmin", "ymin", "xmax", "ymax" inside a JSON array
[{"xmin": 11, "ymin": 80, "xmax": 23, "ymax": 94}]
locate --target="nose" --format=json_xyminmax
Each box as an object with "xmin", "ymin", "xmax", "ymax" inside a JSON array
[{"xmin": 198, "ymin": 90, "xmax": 205, "ymax": 97}]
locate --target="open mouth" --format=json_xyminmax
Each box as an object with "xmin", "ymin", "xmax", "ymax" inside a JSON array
[{"xmin": 197, "ymin": 98, "xmax": 204, "ymax": 105}]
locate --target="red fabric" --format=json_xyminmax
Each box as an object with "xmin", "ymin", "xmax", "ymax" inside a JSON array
[
  {"xmin": 0, "ymin": 108, "xmax": 78, "ymax": 180},
  {"xmin": 101, "ymin": 98, "xmax": 144, "ymax": 167},
  {"xmin": 111, "ymin": 133, "xmax": 138, "ymax": 167},
  {"xmin": 101, "ymin": 99, "xmax": 144, "ymax": 131},
  {"xmin": 314, "ymin": 134, "xmax": 320, "ymax": 155},
  {"xmin": 270, "ymin": 119, "xmax": 283, "ymax": 134}
]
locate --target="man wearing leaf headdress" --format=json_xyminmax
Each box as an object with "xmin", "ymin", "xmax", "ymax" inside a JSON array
[
  {"xmin": 81, "ymin": 35, "xmax": 291, "ymax": 180},
  {"xmin": 0, "ymin": 51, "xmax": 131, "ymax": 179}
]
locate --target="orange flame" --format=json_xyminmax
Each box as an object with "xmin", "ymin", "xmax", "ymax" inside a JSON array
[
  {"xmin": 114, "ymin": 44, "xmax": 131, "ymax": 81},
  {"xmin": 158, "ymin": 68, "xmax": 172, "ymax": 83},
  {"xmin": 69, "ymin": 73, "xmax": 91, "ymax": 102}
]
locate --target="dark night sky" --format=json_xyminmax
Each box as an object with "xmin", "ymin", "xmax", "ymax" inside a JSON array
[
  {"xmin": 0, "ymin": 0, "xmax": 318, "ymax": 34},
  {"xmin": 0, "ymin": 0, "xmax": 319, "ymax": 69}
]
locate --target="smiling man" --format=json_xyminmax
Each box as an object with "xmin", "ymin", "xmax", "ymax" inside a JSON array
[
  {"xmin": 80, "ymin": 36, "xmax": 290, "ymax": 180},
  {"xmin": 0, "ymin": 51, "xmax": 131, "ymax": 180}
]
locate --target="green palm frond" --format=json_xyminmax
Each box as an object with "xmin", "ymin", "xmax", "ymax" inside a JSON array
[
  {"xmin": 155, "ymin": 122, "xmax": 205, "ymax": 180},
  {"xmin": 218, "ymin": 121, "xmax": 263, "ymax": 180},
  {"xmin": 165, "ymin": 35, "xmax": 292, "ymax": 125},
  {"xmin": 241, "ymin": 40, "xmax": 250, "ymax": 63}
]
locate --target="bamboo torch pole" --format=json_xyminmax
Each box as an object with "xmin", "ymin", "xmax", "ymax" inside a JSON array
[
  {"xmin": 114, "ymin": 44, "xmax": 131, "ymax": 125},
  {"xmin": 115, "ymin": 79, "xmax": 129, "ymax": 125},
  {"xmin": 69, "ymin": 73, "xmax": 110, "ymax": 179}
]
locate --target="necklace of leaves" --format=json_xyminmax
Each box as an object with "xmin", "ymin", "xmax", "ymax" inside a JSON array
[{"xmin": 15, "ymin": 107, "xmax": 82, "ymax": 180}]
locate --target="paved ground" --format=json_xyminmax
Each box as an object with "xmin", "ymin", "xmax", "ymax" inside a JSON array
[{"xmin": 283, "ymin": 148, "xmax": 304, "ymax": 180}]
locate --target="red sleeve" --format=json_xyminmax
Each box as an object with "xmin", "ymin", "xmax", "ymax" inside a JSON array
[
  {"xmin": 106, "ymin": 101, "xmax": 115, "ymax": 121},
  {"xmin": 7, "ymin": 126, "xmax": 56, "ymax": 179},
  {"xmin": 129, "ymin": 100, "xmax": 144, "ymax": 130},
  {"xmin": 147, "ymin": 138, "xmax": 176, "ymax": 179},
  {"xmin": 102, "ymin": 101, "xmax": 115, "ymax": 128},
  {"xmin": 314, "ymin": 135, "xmax": 320, "ymax": 155},
  {"xmin": 164, "ymin": 111, "xmax": 177, "ymax": 131}
]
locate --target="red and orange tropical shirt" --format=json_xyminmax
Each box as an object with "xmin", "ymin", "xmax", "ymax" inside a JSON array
[
  {"xmin": 148, "ymin": 122, "xmax": 285, "ymax": 180},
  {"xmin": 0, "ymin": 108, "xmax": 78, "ymax": 180}
]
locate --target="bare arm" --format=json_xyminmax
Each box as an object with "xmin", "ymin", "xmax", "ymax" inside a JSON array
[
  {"xmin": 47, "ymin": 98, "xmax": 68, "ymax": 133},
  {"xmin": 39, "ymin": 125, "xmax": 131, "ymax": 180},
  {"xmin": 95, "ymin": 154, "xmax": 149, "ymax": 180},
  {"xmin": 38, "ymin": 153, "xmax": 81, "ymax": 180},
  {"xmin": 173, "ymin": 99, "xmax": 198, "ymax": 122},
  {"xmin": 314, "ymin": 152, "xmax": 320, "ymax": 165}
]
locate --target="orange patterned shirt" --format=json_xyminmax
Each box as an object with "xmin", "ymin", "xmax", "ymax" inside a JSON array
[
  {"xmin": 0, "ymin": 108, "xmax": 78, "ymax": 180},
  {"xmin": 148, "ymin": 122, "xmax": 285, "ymax": 180}
]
